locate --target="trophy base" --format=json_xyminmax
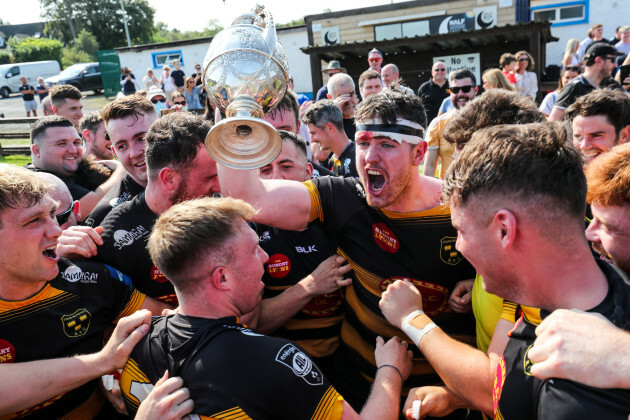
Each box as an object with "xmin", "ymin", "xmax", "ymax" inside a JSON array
[{"xmin": 205, "ymin": 116, "xmax": 282, "ymax": 170}]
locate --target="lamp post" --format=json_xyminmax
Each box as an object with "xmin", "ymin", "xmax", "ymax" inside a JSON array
[{"xmin": 119, "ymin": 0, "xmax": 132, "ymax": 47}]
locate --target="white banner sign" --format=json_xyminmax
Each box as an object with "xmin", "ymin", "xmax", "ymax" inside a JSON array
[{"xmin": 434, "ymin": 53, "xmax": 481, "ymax": 85}]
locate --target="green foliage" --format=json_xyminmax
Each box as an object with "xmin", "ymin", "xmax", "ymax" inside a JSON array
[
  {"xmin": 41, "ymin": 0, "xmax": 155, "ymax": 49},
  {"xmin": 0, "ymin": 50, "xmax": 12, "ymax": 64},
  {"xmin": 7, "ymin": 37, "xmax": 63, "ymax": 64},
  {"xmin": 277, "ymin": 18, "xmax": 305, "ymax": 28},
  {"xmin": 151, "ymin": 18, "xmax": 223, "ymax": 43},
  {"xmin": 62, "ymin": 46, "xmax": 92, "ymax": 68},
  {"xmin": 74, "ymin": 29, "xmax": 99, "ymax": 60}
]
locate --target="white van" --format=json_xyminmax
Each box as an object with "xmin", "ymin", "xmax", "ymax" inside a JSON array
[{"xmin": 0, "ymin": 60, "xmax": 60, "ymax": 98}]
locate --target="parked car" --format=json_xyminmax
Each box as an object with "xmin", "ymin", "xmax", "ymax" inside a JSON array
[
  {"xmin": 45, "ymin": 62, "xmax": 103, "ymax": 93},
  {"xmin": 0, "ymin": 60, "xmax": 60, "ymax": 98}
]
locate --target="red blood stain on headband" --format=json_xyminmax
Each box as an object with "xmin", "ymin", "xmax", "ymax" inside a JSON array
[{"xmin": 356, "ymin": 131, "xmax": 373, "ymax": 140}]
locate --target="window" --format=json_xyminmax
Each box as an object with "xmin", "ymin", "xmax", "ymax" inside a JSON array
[
  {"xmin": 375, "ymin": 24, "xmax": 401, "ymax": 41},
  {"xmin": 375, "ymin": 20, "xmax": 430, "ymax": 41},
  {"xmin": 531, "ymin": 1, "xmax": 588, "ymax": 26},
  {"xmin": 151, "ymin": 50, "xmax": 184, "ymax": 68}
]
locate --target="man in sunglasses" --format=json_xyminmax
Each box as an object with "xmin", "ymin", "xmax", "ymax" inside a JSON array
[
  {"xmin": 34, "ymin": 172, "xmax": 81, "ymax": 229},
  {"xmin": 549, "ymin": 42, "xmax": 623, "ymax": 122},
  {"xmin": 418, "ymin": 61, "xmax": 449, "ymax": 123},
  {"xmin": 367, "ymin": 48, "xmax": 384, "ymax": 73},
  {"xmin": 424, "ymin": 69, "xmax": 478, "ymax": 179},
  {"xmin": 80, "ymin": 112, "xmax": 113, "ymax": 161}
]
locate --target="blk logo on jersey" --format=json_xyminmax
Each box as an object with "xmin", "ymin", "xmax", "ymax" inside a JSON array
[
  {"xmin": 266, "ymin": 254, "xmax": 291, "ymax": 278},
  {"xmin": 295, "ymin": 245, "xmax": 318, "ymax": 254},
  {"xmin": 113, "ymin": 225, "xmax": 149, "ymax": 250},
  {"xmin": 380, "ymin": 277, "xmax": 449, "ymax": 315},
  {"xmin": 372, "ymin": 223, "xmax": 400, "ymax": 253},
  {"xmin": 62, "ymin": 265, "xmax": 98, "ymax": 283},
  {"xmin": 275, "ymin": 344, "xmax": 323, "ymax": 386},
  {"xmin": 0, "ymin": 339, "xmax": 15, "ymax": 363},
  {"xmin": 61, "ymin": 308, "xmax": 92, "ymax": 337},
  {"xmin": 440, "ymin": 236, "xmax": 464, "ymax": 265}
]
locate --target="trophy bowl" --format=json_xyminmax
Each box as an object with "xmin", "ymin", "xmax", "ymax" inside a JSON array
[{"xmin": 203, "ymin": 5, "xmax": 289, "ymax": 169}]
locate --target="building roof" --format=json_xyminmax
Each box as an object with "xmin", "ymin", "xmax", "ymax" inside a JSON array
[{"xmin": 301, "ymin": 21, "xmax": 558, "ymax": 61}]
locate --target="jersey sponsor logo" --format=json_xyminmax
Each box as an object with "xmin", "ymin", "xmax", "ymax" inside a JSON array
[
  {"xmin": 109, "ymin": 192, "xmax": 131, "ymax": 209},
  {"xmin": 302, "ymin": 290, "xmax": 343, "ymax": 317},
  {"xmin": 439, "ymin": 236, "xmax": 464, "ymax": 265},
  {"xmin": 113, "ymin": 225, "xmax": 149, "ymax": 250},
  {"xmin": 275, "ymin": 344, "xmax": 324, "ymax": 386},
  {"xmin": 380, "ymin": 277, "xmax": 449, "ymax": 315},
  {"xmin": 266, "ymin": 253, "xmax": 291, "ymax": 278},
  {"xmin": 523, "ymin": 344, "xmax": 534, "ymax": 376},
  {"xmin": 61, "ymin": 308, "xmax": 92, "ymax": 337},
  {"xmin": 493, "ymin": 355, "xmax": 507, "ymax": 415},
  {"xmin": 62, "ymin": 265, "xmax": 98, "ymax": 284},
  {"xmin": 372, "ymin": 223, "xmax": 400, "ymax": 253},
  {"xmin": 295, "ymin": 245, "xmax": 318, "ymax": 254},
  {"xmin": 259, "ymin": 230, "xmax": 271, "ymax": 243},
  {"xmin": 223, "ymin": 324, "xmax": 264, "ymax": 337},
  {"xmin": 0, "ymin": 339, "xmax": 15, "ymax": 363},
  {"xmin": 150, "ymin": 265, "xmax": 169, "ymax": 283}
]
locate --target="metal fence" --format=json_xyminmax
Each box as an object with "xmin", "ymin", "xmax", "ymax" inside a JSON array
[{"xmin": 97, "ymin": 50, "xmax": 121, "ymax": 99}]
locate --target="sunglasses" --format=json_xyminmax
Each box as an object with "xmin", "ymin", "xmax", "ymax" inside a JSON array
[
  {"xmin": 434, "ymin": 68, "xmax": 446, "ymax": 72},
  {"xmin": 449, "ymin": 85, "xmax": 475, "ymax": 94},
  {"xmin": 151, "ymin": 97, "xmax": 166, "ymax": 104},
  {"xmin": 95, "ymin": 131, "xmax": 110, "ymax": 141},
  {"xmin": 173, "ymin": 100, "xmax": 186, "ymax": 105},
  {"xmin": 604, "ymin": 55, "xmax": 618, "ymax": 62},
  {"xmin": 195, "ymin": 67, "xmax": 201, "ymax": 70},
  {"xmin": 368, "ymin": 58, "xmax": 382, "ymax": 62},
  {"xmin": 56, "ymin": 201, "xmax": 79, "ymax": 225},
  {"xmin": 564, "ymin": 66, "xmax": 581, "ymax": 72}
]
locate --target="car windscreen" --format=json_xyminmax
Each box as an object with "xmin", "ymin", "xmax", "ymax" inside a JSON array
[{"xmin": 58, "ymin": 65, "xmax": 85, "ymax": 78}]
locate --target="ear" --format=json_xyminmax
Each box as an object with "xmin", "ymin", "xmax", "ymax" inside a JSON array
[
  {"xmin": 304, "ymin": 161, "xmax": 314, "ymax": 181},
  {"xmin": 51, "ymin": 105, "xmax": 59, "ymax": 115},
  {"xmin": 412, "ymin": 141, "xmax": 428, "ymax": 165},
  {"xmin": 82, "ymin": 129, "xmax": 92, "ymax": 143},
  {"xmin": 493, "ymin": 209, "xmax": 517, "ymax": 250},
  {"xmin": 326, "ymin": 94, "xmax": 332, "ymax": 99},
  {"xmin": 474, "ymin": 86, "xmax": 479, "ymax": 95},
  {"xmin": 31, "ymin": 143, "xmax": 40, "ymax": 158},
  {"xmin": 158, "ymin": 167, "xmax": 180, "ymax": 192},
  {"xmin": 326, "ymin": 122, "xmax": 335, "ymax": 134},
  {"xmin": 618, "ymin": 125, "xmax": 630, "ymax": 144},
  {"xmin": 210, "ymin": 266, "xmax": 230, "ymax": 291}
]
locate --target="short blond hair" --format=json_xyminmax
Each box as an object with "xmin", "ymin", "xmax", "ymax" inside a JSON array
[
  {"xmin": 148, "ymin": 197, "xmax": 255, "ymax": 292},
  {"xmin": 0, "ymin": 164, "xmax": 51, "ymax": 228}
]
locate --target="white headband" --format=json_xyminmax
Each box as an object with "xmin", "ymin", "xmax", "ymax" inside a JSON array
[{"xmin": 355, "ymin": 118, "xmax": 425, "ymax": 144}]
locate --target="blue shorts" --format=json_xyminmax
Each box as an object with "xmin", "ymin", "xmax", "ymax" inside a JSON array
[{"xmin": 24, "ymin": 100, "xmax": 37, "ymax": 112}]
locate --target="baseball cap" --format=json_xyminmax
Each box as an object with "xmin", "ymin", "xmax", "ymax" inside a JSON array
[{"xmin": 584, "ymin": 42, "xmax": 623, "ymax": 60}]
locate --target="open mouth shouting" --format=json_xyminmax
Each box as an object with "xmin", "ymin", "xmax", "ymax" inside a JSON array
[
  {"xmin": 367, "ymin": 168, "xmax": 386, "ymax": 193},
  {"xmin": 43, "ymin": 244, "xmax": 59, "ymax": 262}
]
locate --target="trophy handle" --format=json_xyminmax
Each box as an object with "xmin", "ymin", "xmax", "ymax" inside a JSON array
[{"xmin": 257, "ymin": 6, "xmax": 277, "ymax": 56}]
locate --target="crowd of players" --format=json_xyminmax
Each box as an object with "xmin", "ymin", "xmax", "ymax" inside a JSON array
[{"xmin": 1, "ymin": 28, "xmax": 630, "ymax": 420}]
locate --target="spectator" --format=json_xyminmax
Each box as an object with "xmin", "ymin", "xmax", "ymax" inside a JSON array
[
  {"xmin": 50, "ymin": 84, "xmax": 83, "ymax": 129},
  {"xmin": 160, "ymin": 65, "xmax": 176, "ymax": 99},
  {"xmin": 170, "ymin": 59, "xmax": 186, "ymax": 92},
  {"xmin": 611, "ymin": 25, "xmax": 624, "ymax": 45},
  {"xmin": 315, "ymin": 60, "xmax": 345, "ymax": 101},
  {"xmin": 326, "ymin": 73, "xmax": 359, "ymax": 140},
  {"xmin": 170, "ymin": 91, "xmax": 187, "ymax": 111},
  {"xmin": 358, "ymin": 69, "xmax": 382, "ymax": 99},
  {"xmin": 615, "ymin": 25, "xmax": 630, "ymax": 55},
  {"xmin": 183, "ymin": 76, "xmax": 202, "ymax": 109},
  {"xmin": 120, "ymin": 67, "xmax": 137, "ymax": 96},
  {"xmin": 381, "ymin": 63, "xmax": 414, "ymax": 95},
  {"xmin": 578, "ymin": 23, "xmax": 606, "ymax": 59},
  {"xmin": 418, "ymin": 61, "xmax": 449, "ymax": 123},
  {"xmin": 41, "ymin": 95, "xmax": 53, "ymax": 116},
  {"xmin": 35, "ymin": 76, "xmax": 50, "ymax": 103},
  {"xmin": 147, "ymin": 86, "xmax": 168, "ymax": 114},
  {"xmin": 499, "ymin": 53, "xmax": 517, "ymax": 85},
  {"xmin": 142, "ymin": 68, "xmax": 159, "ymax": 91},
  {"xmin": 482, "ymin": 68, "xmax": 515, "ymax": 92},
  {"xmin": 539, "ymin": 67, "xmax": 580, "ymax": 116},
  {"xmin": 562, "ymin": 38, "xmax": 583, "ymax": 68},
  {"xmin": 18, "ymin": 76, "xmax": 37, "ymax": 117},
  {"xmin": 367, "ymin": 48, "xmax": 384, "ymax": 73},
  {"xmin": 193, "ymin": 62, "xmax": 203, "ymax": 86},
  {"xmin": 514, "ymin": 50, "xmax": 538, "ymax": 100}
]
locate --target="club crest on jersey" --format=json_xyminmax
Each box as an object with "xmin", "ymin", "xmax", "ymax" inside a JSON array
[
  {"xmin": 523, "ymin": 345, "xmax": 534, "ymax": 376},
  {"xmin": 113, "ymin": 225, "xmax": 149, "ymax": 250},
  {"xmin": 0, "ymin": 339, "xmax": 15, "ymax": 363},
  {"xmin": 440, "ymin": 236, "xmax": 464, "ymax": 265},
  {"xmin": 302, "ymin": 290, "xmax": 343, "ymax": 317},
  {"xmin": 380, "ymin": 277, "xmax": 449, "ymax": 315},
  {"xmin": 62, "ymin": 265, "xmax": 98, "ymax": 283},
  {"xmin": 373, "ymin": 223, "xmax": 400, "ymax": 253},
  {"xmin": 61, "ymin": 308, "xmax": 92, "ymax": 337},
  {"xmin": 266, "ymin": 254, "xmax": 291, "ymax": 278},
  {"xmin": 275, "ymin": 344, "xmax": 323, "ymax": 386},
  {"xmin": 258, "ymin": 230, "xmax": 271, "ymax": 243}
]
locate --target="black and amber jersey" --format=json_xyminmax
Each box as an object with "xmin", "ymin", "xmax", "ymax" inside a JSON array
[
  {"xmin": 93, "ymin": 193, "xmax": 177, "ymax": 305},
  {"xmin": 256, "ymin": 222, "xmax": 343, "ymax": 358},
  {"xmin": 84, "ymin": 174, "xmax": 145, "ymax": 228},
  {"xmin": 304, "ymin": 176, "xmax": 476, "ymax": 389},
  {"xmin": 120, "ymin": 314, "xmax": 344, "ymax": 419},
  {"xmin": 331, "ymin": 143, "xmax": 358, "ymax": 178},
  {"xmin": 494, "ymin": 261, "xmax": 630, "ymax": 420},
  {"xmin": 0, "ymin": 259, "xmax": 145, "ymax": 419}
]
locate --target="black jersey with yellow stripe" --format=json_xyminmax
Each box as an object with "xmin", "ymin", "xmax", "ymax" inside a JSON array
[
  {"xmin": 304, "ymin": 176, "xmax": 476, "ymax": 390},
  {"xmin": 0, "ymin": 258, "xmax": 144, "ymax": 419},
  {"xmin": 494, "ymin": 260, "xmax": 630, "ymax": 420},
  {"xmin": 256, "ymin": 222, "xmax": 343, "ymax": 358},
  {"xmin": 120, "ymin": 314, "xmax": 344, "ymax": 420}
]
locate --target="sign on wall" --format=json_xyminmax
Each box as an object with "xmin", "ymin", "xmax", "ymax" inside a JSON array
[
  {"xmin": 321, "ymin": 27, "xmax": 340, "ymax": 45},
  {"xmin": 433, "ymin": 53, "xmax": 481, "ymax": 84},
  {"xmin": 429, "ymin": 6, "xmax": 497, "ymax": 34},
  {"xmin": 474, "ymin": 6, "xmax": 498, "ymax": 30}
]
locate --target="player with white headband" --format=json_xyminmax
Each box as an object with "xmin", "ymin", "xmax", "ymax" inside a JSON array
[{"xmin": 217, "ymin": 89, "xmax": 476, "ymax": 416}]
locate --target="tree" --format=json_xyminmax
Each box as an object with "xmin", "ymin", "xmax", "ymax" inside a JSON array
[
  {"xmin": 40, "ymin": 0, "xmax": 155, "ymax": 50},
  {"xmin": 75, "ymin": 29, "xmax": 99, "ymax": 60},
  {"xmin": 7, "ymin": 37, "xmax": 63, "ymax": 64}
]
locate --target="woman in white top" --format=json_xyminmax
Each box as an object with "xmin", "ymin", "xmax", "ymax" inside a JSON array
[
  {"xmin": 160, "ymin": 65, "xmax": 176, "ymax": 100},
  {"xmin": 143, "ymin": 68, "xmax": 159, "ymax": 91},
  {"xmin": 562, "ymin": 38, "xmax": 583, "ymax": 69},
  {"xmin": 514, "ymin": 50, "xmax": 538, "ymax": 101},
  {"xmin": 539, "ymin": 67, "xmax": 580, "ymax": 117}
]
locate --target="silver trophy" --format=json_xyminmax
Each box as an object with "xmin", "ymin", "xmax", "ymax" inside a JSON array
[{"xmin": 202, "ymin": 4, "xmax": 289, "ymax": 169}]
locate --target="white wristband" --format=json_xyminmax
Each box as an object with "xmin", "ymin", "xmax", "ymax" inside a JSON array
[{"xmin": 401, "ymin": 310, "xmax": 437, "ymax": 347}]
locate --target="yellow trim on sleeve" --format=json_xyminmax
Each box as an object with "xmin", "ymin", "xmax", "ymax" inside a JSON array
[{"xmin": 303, "ymin": 180, "xmax": 323, "ymax": 223}]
